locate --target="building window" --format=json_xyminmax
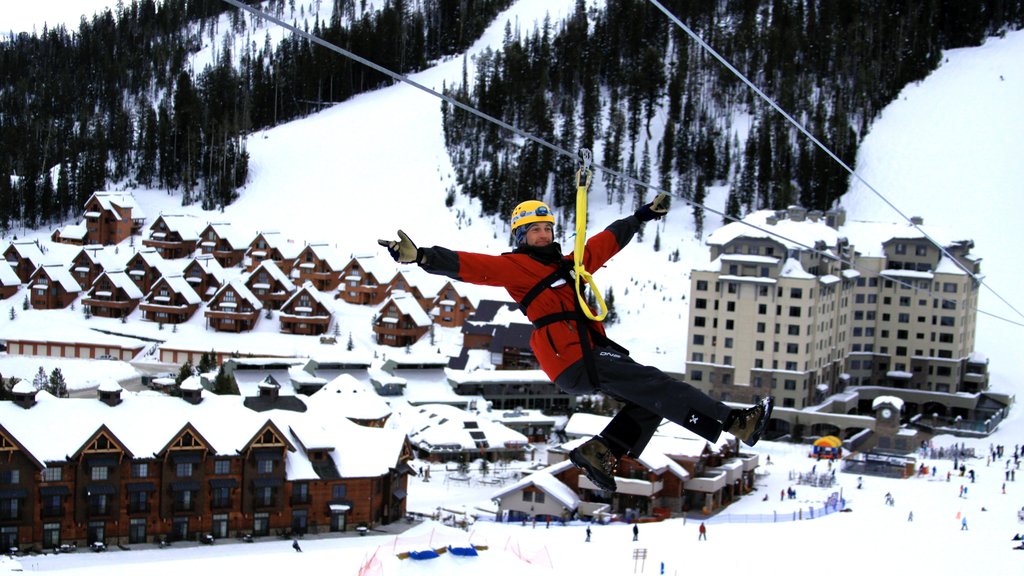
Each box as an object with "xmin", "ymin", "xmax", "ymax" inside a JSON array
[
  {"xmin": 692, "ymin": 334, "xmax": 704, "ymax": 346},
  {"xmin": 690, "ymin": 370, "xmax": 703, "ymax": 382},
  {"xmin": 691, "ymin": 352, "xmax": 704, "ymax": 362},
  {"xmin": 332, "ymin": 484, "xmax": 347, "ymax": 500},
  {"xmin": 695, "ymin": 298, "xmax": 707, "ymax": 309},
  {"xmin": 790, "ymin": 288, "xmax": 803, "ymax": 299},
  {"xmin": 257, "ymin": 459, "xmax": 274, "ymax": 474},
  {"xmin": 214, "ymin": 460, "xmax": 231, "ymax": 475},
  {"xmin": 91, "ymin": 466, "xmax": 108, "ymax": 481},
  {"xmin": 696, "ymin": 280, "xmax": 708, "ymax": 291},
  {"xmin": 788, "ymin": 306, "xmax": 801, "ymax": 317},
  {"xmin": 131, "ymin": 463, "xmax": 148, "ymax": 478},
  {"xmin": 42, "ymin": 467, "xmax": 63, "ymax": 482},
  {"xmin": 176, "ymin": 463, "xmax": 193, "ymax": 477}
]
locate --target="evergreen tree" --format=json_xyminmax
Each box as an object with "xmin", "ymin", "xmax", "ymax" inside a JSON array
[
  {"xmin": 604, "ymin": 287, "xmax": 618, "ymax": 325},
  {"xmin": 32, "ymin": 367, "xmax": 48, "ymax": 391},
  {"xmin": 48, "ymin": 368, "xmax": 69, "ymax": 398},
  {"xmin": 212, "ymin": 365, "xmax": 240, "ymax": 395},
  {"xmin": 175, "ymin": 361, "xmax": 195, "ymax": 386}
]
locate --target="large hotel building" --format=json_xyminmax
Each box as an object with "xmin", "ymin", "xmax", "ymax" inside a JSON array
[{"xmin": 685, "ymin": 206, "xmax": 987, "ymax": 412}]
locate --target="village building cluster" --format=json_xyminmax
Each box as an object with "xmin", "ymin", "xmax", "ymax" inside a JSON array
[{"xmin": 0, "ymin": 192, "xmax": 1011, "ymax": 553}]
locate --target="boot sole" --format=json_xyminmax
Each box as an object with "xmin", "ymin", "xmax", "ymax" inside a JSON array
[
  {"xmin": 569, "ymin": 449, "xmax": 617, "ymax": 492},
  {"xmin": 746, "ymin": 396, "xmax": 775, "ymax": 446}
]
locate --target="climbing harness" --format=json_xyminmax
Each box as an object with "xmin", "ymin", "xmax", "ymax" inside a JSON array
[{"xmin": 572, "ymin": 149, "xmax": 608, "ymax": 322}]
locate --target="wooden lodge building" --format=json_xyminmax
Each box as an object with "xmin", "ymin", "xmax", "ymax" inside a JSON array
[{"xmin": 0, "ymin": 382, "xmax": 412, "ymax": 552}]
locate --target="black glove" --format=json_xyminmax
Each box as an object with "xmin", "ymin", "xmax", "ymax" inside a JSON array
[
  {"xmin": 377, "ymin": 230, "xmax": 421, "ymax": 263},
  {"xmin": 635, "ymin": 193, "xmax": 669, "ymax": 222}
]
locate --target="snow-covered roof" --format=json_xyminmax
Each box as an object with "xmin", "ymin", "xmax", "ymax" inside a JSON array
[
  {"xmin": 399, "ymin": 403, "xmax": 528, "ymax": 452},
  {"xmin": 300, "ymin": 243, "xmax": 348, "ymax": 271},
  {"xmin": 150, "ymin": 214, "xmax": 202, "ymax": 241},
  {"xmin": 490, "ymin": 459, "xmax": 581, "ymax": 510},
  {"xmin": 89, "ymin": 191, "xmax": 144, "ymax": 221},
  {"xmin": 306, "ymin": 374, "xmax": 393, "ymax": 422},
  {"xmin": 203, "ymin": 222, "xmax": 249, "ymax": 249},
  {"xmin": 872, "ymin": 395, "xmax": 905, "ymax": 411},
  {"xmin": 348, "ymin": 255, "xmax": 395, "ymax": 282},
  {"xmin": 381, "ymin": 292, "xmax": 432, "ymax": 327},
  {"xmin": 0, "ymin": 261, "xmax": 19, "ymax": 286},
  {"xmin": 281, "ymin": 281, "xmax": 333, "ymax": 312},
  {"xmin": 0, "ymin": 391, "xmax": 405, "ymax": 480},
  {"xmin": 247, "ymin": 259, "xmax": 296, "ymax": 291},
  {"xmin": 92, "ymin": 270, "xmax": 144, "ymax": 300},
  {"xmin": 5, "ymin": 240, "xmax": 50, "ymax": 265},
  {"xmin": 149, "ymin": 274, "xmax": 202, "ymax": 305},
  {"xmin": 187, "ymin": 255, "xmax": 228, "ymax": 283},
  {"xmin": 211, "ymin": 279, "xmax": 263, "ymax": 310},
  {"xmin": 56, "ymin": 223, "xmax": 87, "ymax": 240},
  {"xmin": 35, "ymin": 264, "xmax": 82, "ymax": 293}
]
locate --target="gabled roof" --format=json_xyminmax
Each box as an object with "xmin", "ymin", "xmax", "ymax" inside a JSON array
[
  {"xmin": 0, "ymin": 391, "xmax": 406, "ymax": 479},
  {"xmin": 246, "ymin": 259, "xmax": 296, "ymax": 291},
  {"xmin": 127, "ymin": 248, "xmax": 170, "ymax": 273},
  {"xmin": 307, "ymin": 374, "xmax": 392, "ymax": 422},
  {"xmin": 87, "ymin": 191, "xmax": 145, "ymax": 220},
  {"xmin": 148, "ymin": 274, "xmax": 202, "ymax": 305},
  {"xmin": 490, "ymin": 459, "xmax": 581, "ymax": 510},
  {"xmin": 281, "ymin": 281, "xmax": 333, "ymax": 312},
  {"xmin": 91, "ymin": 270, "xmax": 144, "ymax": 300},
  {"xmin": 201, "ymin": 222, "xmax": 249, "ymax": 250},
  {"xmin": 0, "ymin": 262, "xmax": 20, "ymax": 287},
  {"xmin": 298, "ymin": 243, "xmax": 348, "ymax": 271},
  {"xmin": 211, "ymin": 279, "xmax": 263, "ymax": 310},
  {"xmin": 149, "ymin": 214, "xmax": 202, "ymax": 241},
  {"xmin": 344, "ymin": 255, "xmax": 394, "ymax": 282},
  {"xmin": 5, "ymin": 240, "xmax": 50, "ymax": 266},
  {"xmin": 186, "ymin": 255, "xmax": 228, "ymax": 283},
  {"xmin": 379, "ymin": 292, "xmax": 431, "ymax": 327},
  {"xmin": 32, "ymin": 264, "xmax": 82, "ymax": 293},
  {"xmin": 250, "ymin": 231, "xmax": 302, "ymax": 259}
]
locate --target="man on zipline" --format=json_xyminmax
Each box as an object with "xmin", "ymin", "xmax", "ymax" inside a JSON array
[{"xmin": 379, "ymin": 197, "xmax": 772, "ymax": 492}]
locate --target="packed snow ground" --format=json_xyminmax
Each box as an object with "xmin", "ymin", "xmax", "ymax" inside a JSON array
[{"xmin": 2, "ymin": 1, "xmax": 1024, "ymax": 574}]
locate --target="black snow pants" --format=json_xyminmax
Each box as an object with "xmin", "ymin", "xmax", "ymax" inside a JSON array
[{"xmin": 555, "ymin": 345, "xmax": 733, "ymax": 456}]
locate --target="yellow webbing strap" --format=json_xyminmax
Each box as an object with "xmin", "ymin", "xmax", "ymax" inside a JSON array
[{"xmin": 573, "ymin": 151, "xmax": 607, "ymax": 321}]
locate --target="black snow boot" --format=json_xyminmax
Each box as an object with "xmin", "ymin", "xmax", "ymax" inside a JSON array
[
  {"xmin": 569, "ymin": 436, "xmax": 619, "ymax": 492},
  {"xmin": 724, "ymin": 396, "xmax": 774, "ymax": 446}
]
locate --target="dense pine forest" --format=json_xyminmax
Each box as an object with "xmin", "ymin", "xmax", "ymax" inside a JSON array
[
  {"xmin": 1, "ymin": 0, "xmax": 1022, "ymax": 237},
  {"xmin": 441, "ymin": 0, "xmax": 1024, "ymax": 236},
  {"xmin": 0, "ymin": 0, "xmax": 514, "ymax": 233}
]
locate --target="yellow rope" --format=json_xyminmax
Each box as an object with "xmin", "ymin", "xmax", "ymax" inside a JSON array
[{"xmin": 573, "ymin": 160, "xmax": 607, "ymax": 321}]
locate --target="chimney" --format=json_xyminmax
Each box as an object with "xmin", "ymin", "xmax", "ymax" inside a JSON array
[
  {"xmin": 258, "ymin": 376, "xmax": 281, "ymax": 401},
  {"xmin": 825, "ymin": 208, "xmax": 847, "ymax": 229},
  {"xmin": 788, "ymin": 205, "xmax": 807, "ymax": 222},
  {"xmin": 180, "ymin": 379, "xmax": 203, "ymax": 405},
  {"xmin": 808, "ymin": 210, "xmax": 822, "ymax": 222},
  {"xmin": 98, "ymin": 380, "xmax": 123, "ymax": 407},
  {"xmin": 910, "ymin": 216, "xmax": 924, "ymax": 225},
  {"xmin": 12, "ymin": 380, "xmax": 37, "ymax": 409}
]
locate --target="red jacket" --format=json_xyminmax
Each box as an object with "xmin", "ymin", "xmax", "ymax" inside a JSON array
[{"xmin": 421, "ymin": 216, "xmax": 640, "ymax": 382}]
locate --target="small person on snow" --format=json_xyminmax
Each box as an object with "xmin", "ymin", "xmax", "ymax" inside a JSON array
[
  {"xmin": 632, "ymin": 524, "xmax": 639, "ymax": 541},
  {"xmin": 292, "ymin": 538, "xmax": 302, "ymax": 552},
  {"xmin": 380, "ymin": 199, "xmax": 773, "ymax": 492},
  {"xmin": 586, "ymin": 526, "xmax": 592, "ymax": 542},
  {"xmin": 698, "ymin": 522, "xmax": 707, "ymax": 540}
]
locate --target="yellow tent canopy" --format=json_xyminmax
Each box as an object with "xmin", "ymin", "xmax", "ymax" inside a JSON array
[{"xmin": 814, "ymin": 436, "xmax": 843, "ymax": 448}]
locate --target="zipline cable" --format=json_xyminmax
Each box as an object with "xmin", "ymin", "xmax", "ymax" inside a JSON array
[
  {"xmin": 646, "ymin": 0, "xmax": 1024, "ymax": 324},
  {"xmin": 217, "ymin": 0, "xmax": 1024, "ymax": 329}
]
